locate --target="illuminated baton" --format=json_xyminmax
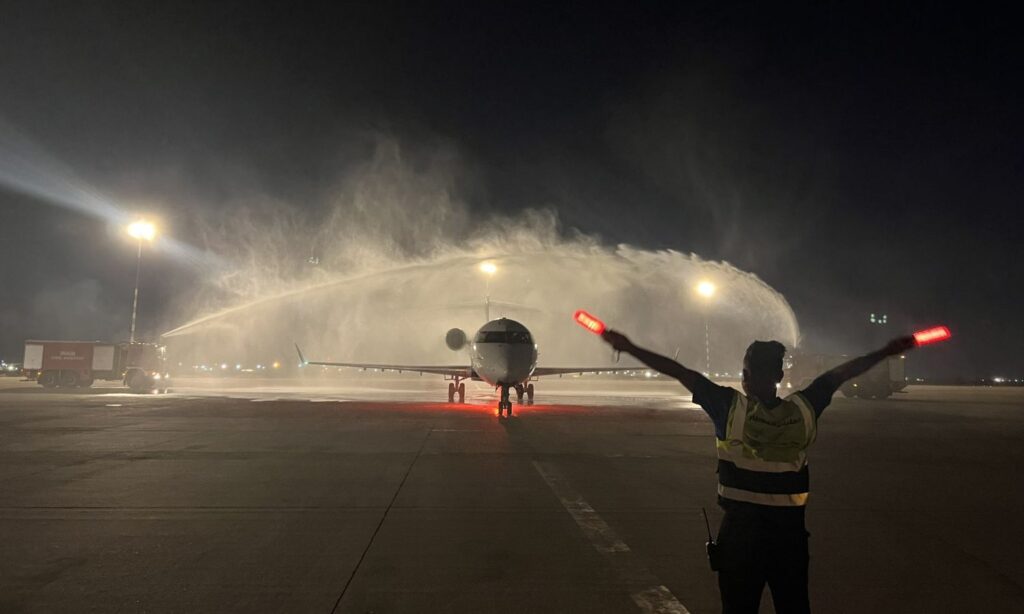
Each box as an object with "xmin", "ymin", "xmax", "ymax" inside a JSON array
[
  {"xmin": 573, "ymin": 310, "xmax": 607, "ymax": 335},
  {"xmin": 913, "ymin": 326, "xmax": 951, "ymax": 346}
]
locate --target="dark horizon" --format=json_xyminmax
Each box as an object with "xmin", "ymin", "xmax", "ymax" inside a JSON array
[{"xmin": 1, "ymin": 3, "xmax": 1020, "ymax": 380}]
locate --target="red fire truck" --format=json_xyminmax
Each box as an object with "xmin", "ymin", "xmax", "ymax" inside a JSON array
[{"xmin": 22, "ymin": 340, "xmax": 169, "ymax": 393}]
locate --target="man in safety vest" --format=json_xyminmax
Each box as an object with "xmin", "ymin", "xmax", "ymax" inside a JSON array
[{"xmin": 601, "ymin": 330, "xmax": 916, "ymax": 613}]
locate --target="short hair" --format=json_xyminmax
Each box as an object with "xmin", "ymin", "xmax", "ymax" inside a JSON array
[{"xmin": 744, "ymin": 340, "xmax": 787, "ymax": 376}]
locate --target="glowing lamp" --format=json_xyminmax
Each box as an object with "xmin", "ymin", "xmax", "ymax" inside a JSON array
[
  {"xmin": 573, "ymin": 310, "xmax": 606, "ymax": 335},
  {"xmin": 696, "ymin": 280, "xmax": 716, "ymax": 298},
  {"xmin": 913, "ymin": 326, "xmax": 951, "ymax": 346},
  {"xmin": 127, "ymin": 220, "xmax": 157, "ymax": 241}
]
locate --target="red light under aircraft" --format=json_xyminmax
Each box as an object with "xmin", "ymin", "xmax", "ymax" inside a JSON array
[{"xmin": 296, "ymin": 308, "xmax": 635, "ymax": 417}]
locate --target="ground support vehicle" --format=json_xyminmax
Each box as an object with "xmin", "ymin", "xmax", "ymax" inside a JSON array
[
  {"xmin": 785, "ymin": 351, "xmax": 907, "ymax": 399},
  {"xmin": 22, "ymin": 340, "xmax": 169, "ymax": 393}
]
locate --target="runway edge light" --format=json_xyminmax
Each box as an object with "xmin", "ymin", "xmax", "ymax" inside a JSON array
[
  {"xmin": 913, "ymin": 326, "xmax": 951, "ymax": 346},
  {"xmin": 573, "ymin": 310, "xmax": 606, "ymax": 335}
]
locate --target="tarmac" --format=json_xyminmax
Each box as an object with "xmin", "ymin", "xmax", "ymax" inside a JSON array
[{"xmin": 0, "ymin": 375, "xmax": 1022, "ymax": 613}]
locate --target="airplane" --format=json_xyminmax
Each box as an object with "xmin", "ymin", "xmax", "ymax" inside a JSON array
[{"xmin": 295, "ymin": 314, "xmax": 643, "ymax": 417}]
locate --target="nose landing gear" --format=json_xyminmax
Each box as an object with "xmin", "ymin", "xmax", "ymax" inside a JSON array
[{"xmin": 497, "ymin": 385, "xmax": 513, "ymax": 418}]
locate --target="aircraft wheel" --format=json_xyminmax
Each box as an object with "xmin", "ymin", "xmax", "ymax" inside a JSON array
[
  {"xmin": 506, "ymin": 402, "xmax": 513, "ymax": 417},
  {"xmin": 526, "ymin": 383, "xmax": 534, "ymax": 404},
  {"xmin": 457, "ymin": 383, "xmax": 465, "ymax": 403},
  {"xmin": 448, "ymin": 382, "xmax": 456, "ymax": 403}
]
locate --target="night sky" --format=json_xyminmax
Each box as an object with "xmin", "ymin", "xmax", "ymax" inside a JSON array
[{"xmin": 1, "ymin": 2, "xmax": 1020, "ymax": 379}]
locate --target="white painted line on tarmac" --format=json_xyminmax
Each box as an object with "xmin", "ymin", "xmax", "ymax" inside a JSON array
[
  {"xmin": 532, "ymin": 460, "xmax": 690, "ymax": 614},
  {"xmin": 631, "ymin": 585, "xmax": 690, "ymax": 614},
  {"xmin": 532, "ymin": 460, "xmax": 628, "ymax": 553}
]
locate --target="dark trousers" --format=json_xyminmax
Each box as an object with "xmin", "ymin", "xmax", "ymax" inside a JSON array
[{"xmin": 716, "ymin": 504, "xmax": 810, "ymax": 614}]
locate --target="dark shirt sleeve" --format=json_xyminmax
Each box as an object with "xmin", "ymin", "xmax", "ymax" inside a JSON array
[
  {"xmin": 799, "ymin": 374, "xmax": 841, "ymax": 417},
  {"xmin": 689, "ymin": 375, "xmax": 736, "ymax": 439}
]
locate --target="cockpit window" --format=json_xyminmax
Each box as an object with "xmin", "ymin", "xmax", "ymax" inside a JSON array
[
  {"xmin": 508, "ymin": 331, "xmax": 532, "ymax": 344},
  {"xmin": 475, "ymin": 330, "xmax": 533, "ymax": 344}
]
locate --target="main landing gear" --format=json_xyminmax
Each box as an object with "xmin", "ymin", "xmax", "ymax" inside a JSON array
[
  {"xmin": 514, "ymin": 383, "xmax": 535, "ymax": 405},
  {"xmin": 447, "ymin": 377, "xmax": 466, "ymax": 403}
]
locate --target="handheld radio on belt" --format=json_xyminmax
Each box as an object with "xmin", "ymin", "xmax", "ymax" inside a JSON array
[{"xmin": 703, "ymin": 507, "xmax": 720, "ymax": 571}]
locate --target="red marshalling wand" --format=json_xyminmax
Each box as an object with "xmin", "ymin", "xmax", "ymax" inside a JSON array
[
  {"xmin": 913, "ymin": 326, "xmax": 951, "ymax": 346},
  {"xmin": 573, "ymin": 310, "xmax": 607, "ymax": 335}
]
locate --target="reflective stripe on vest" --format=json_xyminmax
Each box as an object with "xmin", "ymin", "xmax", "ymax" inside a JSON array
[
  {"xmin": 715, "ymin": 392, "xmax": 817, "ymax": 507},
  {"xmin": 717, "ymin": 485, "xmax": 809, "ymax": 507}
]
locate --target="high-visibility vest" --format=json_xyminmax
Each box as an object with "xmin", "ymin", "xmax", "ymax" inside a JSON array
[{"xmin": 715, "ymin": 392, "xmax": 817, "ymax": 507}]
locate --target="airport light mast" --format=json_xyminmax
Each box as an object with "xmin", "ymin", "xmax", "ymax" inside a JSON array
[
  {"xmin": 126, "ymin": 220, "xmax": 157, "ymax": 343},
  {"xmin": 479, "ymin": 261, "xmax": 497, "ymax": 321},
  {"xmin": 695, "ymin": 280, "xmax": 717, "ymax": 376}
]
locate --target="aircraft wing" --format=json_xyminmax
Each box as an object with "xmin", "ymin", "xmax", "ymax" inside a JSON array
[
  {"xmin": 295, "ymin": 344, "xmax": 472, "ymax": 377},
  {"xmin": 532, "ymin": 366, "xmax": 649, "ymax": 377},
  {"xmin": 533, "ymin": 348, "xmax": 680, "ymax": 378}
]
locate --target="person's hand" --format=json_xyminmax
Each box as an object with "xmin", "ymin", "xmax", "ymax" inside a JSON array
[
  {"xmin": 602, "ymin": 330, "xmax": 634, "ymax": 353},
  {"xmin": 883, "ymin": 335, "xmax": 917, "ymax": 356}
]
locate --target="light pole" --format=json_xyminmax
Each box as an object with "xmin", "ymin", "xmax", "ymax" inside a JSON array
[
  {"xmin": 126, "ymin": 220, "xmax": 157, "ymax": 343},
  {"xmin": 695, "ymin": 280, "xmax": 717, "ymax": 376},
  {"xmin": 478, "ymin": 261, "xmax": 497, "ymax": 321}
]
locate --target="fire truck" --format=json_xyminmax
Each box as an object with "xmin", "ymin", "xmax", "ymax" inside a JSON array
[
  {"xmin": 784, "ymin": 351, "xmax": 907, "ymax": 399},
  {"xmin": 22, "ymin": 340, "xmax": 169, "ymax": 393}
]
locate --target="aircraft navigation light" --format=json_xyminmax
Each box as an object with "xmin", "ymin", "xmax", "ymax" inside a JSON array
[
  {"xmin": 573, "ymin": 310, "xmax": 606, "ymax": 335},
  {"xmin": 913, "ymin": 326, "xmax": 951, "ymax": 346}
]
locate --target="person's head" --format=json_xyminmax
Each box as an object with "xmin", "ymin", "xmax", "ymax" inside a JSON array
[{"xmin": 742, "ymin": 340, "xmax": 786, "ymax": 400}]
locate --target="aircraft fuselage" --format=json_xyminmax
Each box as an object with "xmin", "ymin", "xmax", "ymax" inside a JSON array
[{"xmin": 469, "ymin": 318, "xmax": 538, "ymax": 387}]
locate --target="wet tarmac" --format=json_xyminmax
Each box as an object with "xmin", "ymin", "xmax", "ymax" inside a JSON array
[{"xmin": 1, "ymin": 376, "xmax": 1022, "ymax": 613}]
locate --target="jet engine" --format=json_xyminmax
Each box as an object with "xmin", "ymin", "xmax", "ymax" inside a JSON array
[{"xmin": 445, "ymin": 328, "xmax": 467, "ymax": 351}]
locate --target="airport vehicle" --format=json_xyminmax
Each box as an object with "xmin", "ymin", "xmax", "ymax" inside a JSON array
[
  {"xmin": 297, "ymin": 317, "xmax": 636, "ymax": 416},
  {"xmin": 22, "ymin": 340, "xmax": 169, "ymax": 392},
  {"xmin": 785, "ymin": 351, "xmax": 907, "ymax": 399},
  {"xmin": 1, "ymin": 361, "xmax": 22, "ymax": 376}
]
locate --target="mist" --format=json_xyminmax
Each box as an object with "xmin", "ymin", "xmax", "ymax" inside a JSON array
[{"xmin": 162, "ymin": 139, "xmax": 799, "ymax": 375}]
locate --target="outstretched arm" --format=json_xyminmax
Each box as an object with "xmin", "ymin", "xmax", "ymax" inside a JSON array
[
  {"xmin": 601, "ymin": 330, "xmax": 708, "ymax": 393},
  {"xmin": 818, "ymin": 336, "xmax": 917, "ymax": 389}
]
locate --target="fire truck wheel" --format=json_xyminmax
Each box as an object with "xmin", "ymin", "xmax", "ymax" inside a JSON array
[
  {"xmin": 60, "ymin": 370, "xmax": 80, "ymax": 388},
  {"xmin": 127, "ymin": 371, "xmax": 147, "ymax": 393},
  {"xmin": 39, "ymin": 371, "xmax": 58, "ymax": 388},
  {"xmin": 79, "ymin": 377, "xmax": 94, "ymax": 388}
]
